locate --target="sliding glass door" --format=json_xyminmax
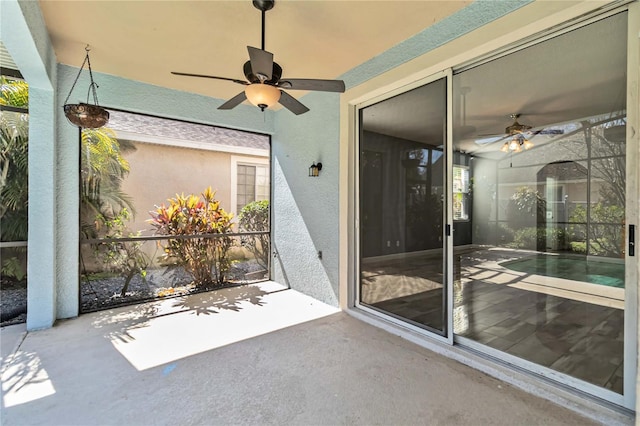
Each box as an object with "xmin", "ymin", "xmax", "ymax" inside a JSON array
[
  {"xmin": 358, "ymin": 76, "xmax": 448, "ymax": 336},
  {"xmin": 356, "ymin": 8, "xmax": 635, "ymax": 408},
  {"xmin": 451, "ymin": 12, "xmax": 628, "ymax": 399}
]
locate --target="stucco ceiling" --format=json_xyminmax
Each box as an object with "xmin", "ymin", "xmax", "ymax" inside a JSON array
[
  {"xmin": 38, "ymin": 0, "xmax": 470, "ymax": 102},
  {"xmin": 36, "ymin": 0, "xmax": 626, "ymax": 156}
]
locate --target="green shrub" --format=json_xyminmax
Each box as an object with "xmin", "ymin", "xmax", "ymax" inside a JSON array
[
  {"xmin": 497, "ymin": 223, "xmax": 515, "ymax": 244},
  {"xmin": 570, "ymin": 241, "xmax": 587, "ymax": 254},
  {"xmin": 92, "ymin": 208, "xmax": 149, "ymax": 297},
  {"xmin": 149, "ymin": 187, "xmax": 234, "ymax": 286},
  {"xmin": 510, "ymin": 226, "xmax": 567, "ymax": 250},
  {"xmin": 238, "ymin": 200, "xmax": 269, "ymax": 270},
  {"xmin": 569, "ymin": 203, "xmax": 624, "ymax": 257},
  {"xmin": 1, "ymin": 256, "xmax": 25, "ymax": 281}
]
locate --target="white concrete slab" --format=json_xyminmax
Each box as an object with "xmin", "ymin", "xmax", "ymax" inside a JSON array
[{"xmin": 0, "ymin": 283, "xmax": 615, "ymax": 425}]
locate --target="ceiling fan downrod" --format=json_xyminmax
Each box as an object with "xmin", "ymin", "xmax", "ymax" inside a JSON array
[{"xmin": 253, "ymin": 0, "xmax": 274, "ymax": 51}]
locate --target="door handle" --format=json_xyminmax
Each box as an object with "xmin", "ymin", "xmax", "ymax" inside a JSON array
[{"xmin": 630, "ymin": 224, "xmax": 636, "ymax": 257}]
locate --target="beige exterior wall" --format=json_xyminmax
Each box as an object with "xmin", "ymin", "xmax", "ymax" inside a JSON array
[{"xmin": 121, "ymin": 142, "xmax": 236, "ymax": 235}]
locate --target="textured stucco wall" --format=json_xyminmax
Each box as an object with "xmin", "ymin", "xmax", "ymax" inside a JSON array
[
  {"xmin": 272, "ymin": 92, "xmax": 341, "ymax": 306},
  {"xmin": 2, "ymin": 0, "xmax": 58, "ymax": 329},
  {"xmin": 1, "ymin": 0, "xmax": 56, "ymax": 89},
  {"xmin": 270, "ymin": 0, "xmax": 531, "ymax": 307}
]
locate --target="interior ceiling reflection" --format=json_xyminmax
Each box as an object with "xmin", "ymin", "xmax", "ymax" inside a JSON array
[
  {"xmin": 361, "ymin": 12, "xmax": 627, "ymax": 156},
  {"xmin": 453, "ymin": 11, "xmax": 627, "ymax": 158},
  {"xmin": 362, "ymin": 78, "xmax": 446, "ymax": 148}
]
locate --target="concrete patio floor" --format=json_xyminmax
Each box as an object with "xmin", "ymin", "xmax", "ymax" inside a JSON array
[{"xmin": 0, "ymin": 281, "xmax": 623, "ymax": 425}]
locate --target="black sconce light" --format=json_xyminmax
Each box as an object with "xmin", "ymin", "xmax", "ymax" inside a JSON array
[
  {"xmin": 309, "ymin": 162, "xmax": 322, "ymax": 177},
  {"xmin": 63, "ymin": 45, "xmax": 109, "ymax": 129}
]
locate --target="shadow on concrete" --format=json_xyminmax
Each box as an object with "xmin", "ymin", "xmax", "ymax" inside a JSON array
[{"xmin": 89, "ymin": 283, "xmax": 270, "ymax": 344}]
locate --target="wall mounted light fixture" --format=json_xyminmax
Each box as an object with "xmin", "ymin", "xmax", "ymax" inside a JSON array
[
  {"xmin": 63, "ymin": 45, "xmax": 109, "ymax": 129},
  {"xmin": 309, "ymin": 162, "xmax": 322, "ymax": 177}
]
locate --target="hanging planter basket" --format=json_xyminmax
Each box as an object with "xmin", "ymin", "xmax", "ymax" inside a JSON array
[
  {"xmin": 63, "ymin": 46, "xmax": 109, "ymax": 129},
  {"xmin": 63, "ymin": 103, "xmax": 109, "ymax": 129}
]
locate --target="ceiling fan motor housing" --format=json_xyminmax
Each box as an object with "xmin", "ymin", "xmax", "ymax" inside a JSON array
[
  {"xmin": 243, "ymin": 61, "xmax": 282, "ymax": 85},
  {"xmin": 506, "ymin": 115, "xmax": 532, "ymax": 135}
]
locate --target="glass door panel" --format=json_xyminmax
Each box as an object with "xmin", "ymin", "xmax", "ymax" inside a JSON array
[
  {"xmin": 359, "ymin": 78, "xmax": 447, "ymax": 335},
  {"xmin": 451, "ymin": 12, "xmax": 627, "ymax": 394}
]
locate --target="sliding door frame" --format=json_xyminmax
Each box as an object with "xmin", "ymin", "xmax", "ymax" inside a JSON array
[
  {"xmin": 350, "ymin": 2, "xmax": 638, "ymax": 410},
  {"xmin": 354, "ymin": 69, "xmax": 454, "ymax": 345},
  {"xmin": 451, "ymin": 5, "xmax": 637, "ymax": 409},
  {"xmin": 623, "ymin": 0, "xmax": 638, "ymax": 410}
]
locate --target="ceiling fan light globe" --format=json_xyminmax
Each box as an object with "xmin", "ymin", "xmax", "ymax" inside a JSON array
[
  {"xmin": 245, "ymin": 83, "xmax": 281, "ymax": 109},
  {"xmin": 508, "ymin": 139, "xmax": 520, "ymax": 151},
  {"xmin": 523, "ymin": 140, "xmax": 534, "ymax": 150}
]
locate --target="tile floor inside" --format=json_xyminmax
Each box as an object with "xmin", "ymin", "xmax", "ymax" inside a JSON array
[{"xmin": 361, "ymin": 247, "xmax": 624, "ymax": 394}]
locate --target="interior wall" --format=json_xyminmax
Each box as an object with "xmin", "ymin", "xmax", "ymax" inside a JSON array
[
  {"xmin": 360, "ymin": 131, "xmax": 448, "ymax": 257},
  {"xmin": 470, "ymin": 157, "xmax": 499, "ymax": 245}
]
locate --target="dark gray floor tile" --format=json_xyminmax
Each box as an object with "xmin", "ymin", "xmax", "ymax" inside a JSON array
[
  {"xmin": 506, "ymin": 334, "xmax": 565, "ymax": 367},
  {"xmin": 472, "ymin": 308, "xmax": 515, "ymax": 328},
  {"xmin": 592, "ymin": 312, "xmax": 624, "ymax": 338},
  {"xmin": 569, "ymin": 335, "xmax": 624, "ymax": 365},
  {"xmin": 550, "ymin": 354, "xmax": 619, "ymax": 387},
  {"xmin": 553, "ymin": 304, "xmax": 616, "ymax": 327},
  {"xmin": 362, "ymin": 250, "xmax": 625, "ymax": 393},
  {"xmin": 485, "ymin": 335, "xmax": 518, "ymax": 352}
]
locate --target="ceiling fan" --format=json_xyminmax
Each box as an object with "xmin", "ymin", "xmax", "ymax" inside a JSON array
[
  {"xmin": 498, "ymin": 114, "xmax": 563, "ymax": 152},
  {"xmin": 171, "ymin": 0, "xmax": 345, "ymax": 115},
  {"xmin": 475, "ymin": 113, "xmax": 564, "ymax": 150}
]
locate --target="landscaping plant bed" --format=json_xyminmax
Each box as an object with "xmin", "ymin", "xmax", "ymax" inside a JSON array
[
  {"xmin": 81, "ymin": 260, "xmax": 267, "ymax": 313},
  {"xmin": 0, "ymin": 277, "xmax": 27, "ymax": 327},
  {"xmin": 0, "ymin": 260, "xmax": 267, "ymax": 326}
]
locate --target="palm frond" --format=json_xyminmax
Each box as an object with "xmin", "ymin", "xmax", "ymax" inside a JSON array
[{"xmin": 0, "ymin": 77, "xmax": 29, "ymax": 108}]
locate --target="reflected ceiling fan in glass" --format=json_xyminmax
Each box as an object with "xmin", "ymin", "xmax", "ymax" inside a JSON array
[
  {"xmin": 500, "ymin": 115, "xmax": 533, "ymax": 152},
  {"xmin": 476, "ymin": 113, "xmax": 565, "ymax": 152},
  {"xmin": 500, "ymin": 134, "xmax": 534, "ymax": 153},
  {"xmin": 454, "ymin": 86, "xmax": 476, "ymax": 138},
  {"xmin": 504, "ymin": 113, "xmax": 532, "ymax": 135}
]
